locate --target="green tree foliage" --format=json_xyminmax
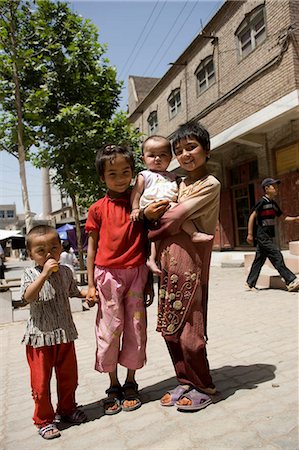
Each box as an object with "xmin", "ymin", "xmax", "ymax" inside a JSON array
[
  {"xmin": 1, "ymin": 0, "xmax": 143, "ymax": 252},
  {"xmin": 0, "ymin": 0, "xmax": 41, "ymax": 231},
  {"xmin": 26, "ymin": 1, "xmax": 143, "ymax": 264}
]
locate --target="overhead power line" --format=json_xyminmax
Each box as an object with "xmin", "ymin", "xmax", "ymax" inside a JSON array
[
  {"xmin": 141, "ymin": 1, "xmax": 189, "ymax": 76},
  {"xmin": 149, "ymin": 1, "xmax": 199, "ymax": 76},
  {"xmin": 119, "ymin": 1, "xmax": 162, "ymax": 80}
]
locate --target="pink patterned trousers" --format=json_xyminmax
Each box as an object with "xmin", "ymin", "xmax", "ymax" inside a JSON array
[{"xmin": 94, "ymin": 264, "xmax": 148, "ymax": 372}]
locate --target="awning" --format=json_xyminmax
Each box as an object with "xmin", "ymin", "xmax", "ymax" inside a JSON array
[
  {"xmin": 56, "ymin": 223, "xmax": 74, "ymax": 240},
  {"xmin": 0, "ymin": 229, "xmax": 22, "ymax": 241}
]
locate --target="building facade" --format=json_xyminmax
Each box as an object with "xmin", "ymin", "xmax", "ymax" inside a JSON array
[
  {"xmin": 128, "ymin": 0, "xmax": 299, "ymax": 250},
  {"xmin": 0, "ymin": 204, "xmax": 17, "ymax": 229}
]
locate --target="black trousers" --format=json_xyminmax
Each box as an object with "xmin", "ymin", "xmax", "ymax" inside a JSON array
[
  {"xmin": 247, "ymin": 228, "xmax": 296, "ymax": 287},
  {"xmin": 0, "ymin": 262, "xmax": 4, "ymax": 280}
]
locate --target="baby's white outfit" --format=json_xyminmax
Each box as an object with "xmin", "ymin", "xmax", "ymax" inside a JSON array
[{"xmin": 139, "ymin": 169, "xmax": 178, "ymax": 209}]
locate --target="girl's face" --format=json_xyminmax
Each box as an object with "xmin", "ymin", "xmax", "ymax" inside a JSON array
[
  {"xmin": 174, "ymin": 137, "xmax": 210, "ymax": 174},
  {"xmin": 143, "ymin": 142, "xmax": 172, "ymax": 172},
  {"xmin": 28, "ymin": 232, "xmax": 62, "ymax": 267},
  {"xmin": 102, "ymin": 154, "xmax": 133, "ymax": 196}
]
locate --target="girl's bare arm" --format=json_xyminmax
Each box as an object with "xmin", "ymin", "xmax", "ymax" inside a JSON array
[{"xmin": 86, "ymin": 231, "xmax": 98, "ymax": 302}]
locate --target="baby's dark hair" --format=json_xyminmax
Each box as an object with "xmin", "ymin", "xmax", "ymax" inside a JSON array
[
  {"xmin": 95, "ymin": 144, "xmax": 135, "ymax": 178},
  {"xmin": 26, "ymin": 225, "xmax": 60, "ymax": 250},
  {"xmin": 172, "ymin": 121, "xmax": 210, "ymax": 155},
  {"xmin": 62, "ymin": 240, "xmax": 71, "ymax": 252},
  {"xmin": 142, "ymin": 135, "xmax": 172, "ymax": 155}
]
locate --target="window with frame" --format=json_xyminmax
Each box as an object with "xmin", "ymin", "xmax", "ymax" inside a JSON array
[
  {"xmin": 236, "ymin": 6, "xmax": 266, "ymax": 58},
  {"xmin": 6, "ymin": 210, "xmax": 14, "ymax": 218},
  {"xmin": 147, "ymin": 111, "xmax": 158, "ymax": 135},
  {"xmin": 0, "ymin": 210, "xmax": 4, "ymax": 218},
  {"xmin": 168, "ymin": 88, "xmax": 181, "ymax": 119},
  {"xmin": 195, "ymin": 56, "xmax": 215, "ymax": 94}
]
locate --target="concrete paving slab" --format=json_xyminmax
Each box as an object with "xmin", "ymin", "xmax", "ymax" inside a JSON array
[{"xmin": 0, "ymin": 265, "xmax": 298, "ymax": 450}]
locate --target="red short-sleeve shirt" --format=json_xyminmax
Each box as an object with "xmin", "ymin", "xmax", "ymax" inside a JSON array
[{"xmin": 85, "ymin": 192, "xmax": 147, "ymax": 268}]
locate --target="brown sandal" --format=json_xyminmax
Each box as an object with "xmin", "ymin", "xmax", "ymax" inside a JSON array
[
  {"xmin": 103, "ymin": 386, "xmax": 122, "ymax": 415},
  {"xmin": 121, "ymin": 382, "xmax": 142, "ymax": 412}
]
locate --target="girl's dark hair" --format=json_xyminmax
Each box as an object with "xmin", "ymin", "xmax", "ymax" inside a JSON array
[
  {"xmin": 172, "ymin": 121, "xmax": 210, "ymax": 155},
  {"xmin": 95, "ymin": 145, "xmax": 135, "ymax": 178},
  {"xmin": 26, "ymin": 225, "xmax": 60, "ymax": 250}
]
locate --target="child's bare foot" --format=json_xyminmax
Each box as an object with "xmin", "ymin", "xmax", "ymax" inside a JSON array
[
  {"xmin": 192, "ymin": 232, "xmax": 214, "ymax": 243},
  {"xmin": 146, "ymin": 259, "xmax": 162, "ymax": 275}
]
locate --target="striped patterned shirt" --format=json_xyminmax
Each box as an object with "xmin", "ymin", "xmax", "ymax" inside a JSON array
[
  {"xmin": 20, "ymin": 265, "xmax": 80, "ymax": 348},
  {"xmin": 255, "ymin": 196, "xmax": 282, "ymax": 237}
]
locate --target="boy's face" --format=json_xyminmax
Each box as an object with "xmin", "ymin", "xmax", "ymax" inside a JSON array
[
  {"xmin": 174, "ymin": 137, "xmax": 209, "ymax": 173},
  {"xmin": 143, "ymin": 141, "xmax": 172, "ymax": 172},
  {"xmin": 265, "ymin": 183, "xmax": 279, "ymax": 198},
  {"xmin": 101, "ymin": 154, "xmax": 133, "ymax": 195},
  {"xmin": 28, "ymin": 232, "xmax": 62, "ymax": 267}
]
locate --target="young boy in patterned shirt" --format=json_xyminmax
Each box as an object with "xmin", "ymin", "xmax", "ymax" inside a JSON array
[{"xmin": 21, "ymin": 225, "xmax": 87, "ymax": 440}]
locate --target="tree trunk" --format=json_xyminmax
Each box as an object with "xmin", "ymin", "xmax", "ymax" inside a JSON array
[
  {"xmin": 9, "ymin": 1, "xmax": 33, "ymax": 232},
  {"xmin": 70, "ymin": 193, "xmax": 85, "ymax": 271}
]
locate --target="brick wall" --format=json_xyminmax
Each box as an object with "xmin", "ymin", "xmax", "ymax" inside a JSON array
[
  {"xmin": 129, "ymin": 0, "xmax": 297, "ymax": 141},
  {"xmin": 128, "ymin": 0, "xmax": 298, "ymax": 250}
]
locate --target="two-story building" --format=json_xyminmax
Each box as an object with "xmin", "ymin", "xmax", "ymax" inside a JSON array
[{"xmin": 128, "ymin": 0, "xmax": 299, "ymax": 250}]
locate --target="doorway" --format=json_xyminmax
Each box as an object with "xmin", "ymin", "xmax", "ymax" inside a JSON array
[
  {"xmin": 230, "ymin": 160, "xmax": 258, "ymax": 247},
  {"xmin": 232, "ymin": 184, "xmax": 255, "ymax": 246}
]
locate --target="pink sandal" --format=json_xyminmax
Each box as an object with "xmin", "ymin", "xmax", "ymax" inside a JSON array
[
  {"xmin": 160, "ymin": 385, "xmax": 190, "ymax": 407},
  {"xmin": 175, "ymin": 389, "xmax": 212, "ymax": 411}
]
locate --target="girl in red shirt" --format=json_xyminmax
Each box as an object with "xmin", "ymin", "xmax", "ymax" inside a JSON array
[{"xmin": 85, "ymin": 145, "xmax": 149, "ymax": 415}]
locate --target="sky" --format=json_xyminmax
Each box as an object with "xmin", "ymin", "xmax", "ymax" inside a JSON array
[{"xmin": 0, "ymin": 0, "xmax": 223, "ymax": 216}]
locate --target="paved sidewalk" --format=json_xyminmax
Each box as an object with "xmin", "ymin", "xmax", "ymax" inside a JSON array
[{"xmin": 0, "ymin": 266, "xmax": 298, "ymax": 449}]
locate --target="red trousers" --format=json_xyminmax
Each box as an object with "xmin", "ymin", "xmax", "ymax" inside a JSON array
[{"xmin": 26, "ymin": 342, "xmax": 78, "ymax": 427}]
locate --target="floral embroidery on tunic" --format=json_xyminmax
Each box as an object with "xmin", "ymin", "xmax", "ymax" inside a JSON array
[{"xmin": 157, "ymin": 247, "xmax": 201, "ymax": 335}]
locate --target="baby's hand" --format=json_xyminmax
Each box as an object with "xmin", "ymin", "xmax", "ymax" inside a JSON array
[{"xmin": 130, "ymin": 208, "xmax": 140, "ymax": 222}]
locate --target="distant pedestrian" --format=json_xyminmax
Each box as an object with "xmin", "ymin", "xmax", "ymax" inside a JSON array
[
  {"xmin": 20, "ymin": 225, "xmax": 87, "ymax": 440},
  {"xmin": 246, "ymin": 178, "xmax": 299, "ymax": 292},
  {"xmin": 0, "ymin": 243, "xmax": 5, "ymax": 282},
  {"xmin": 20, "ymin": 248, "xmax": 28, "ymax": 261},
  {"xmin": 85, "ymin": 145, "xmax": 149, "ymax": 415},
  {"xmin": 60, "ymin": 239, "xmax": 78, "ymax": 276}
]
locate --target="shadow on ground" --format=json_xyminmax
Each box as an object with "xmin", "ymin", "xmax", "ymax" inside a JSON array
[
  {"xmin": 139, "ymin": 363, "xmax": 276, "ymax": 404},
  {"xmin": 59, "ymin": 363, "xmax": 276, "ymax": 429}
]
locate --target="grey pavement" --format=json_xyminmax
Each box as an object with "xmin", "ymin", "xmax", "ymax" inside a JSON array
[{"xmin": 0, "ymin": 260, "xmax": 298, "ymax": 450}]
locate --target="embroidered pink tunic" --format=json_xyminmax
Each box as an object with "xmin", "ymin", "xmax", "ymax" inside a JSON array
[{"xmin": 148, "ymin": 174, "xmax": 220, "ymax": 390}]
